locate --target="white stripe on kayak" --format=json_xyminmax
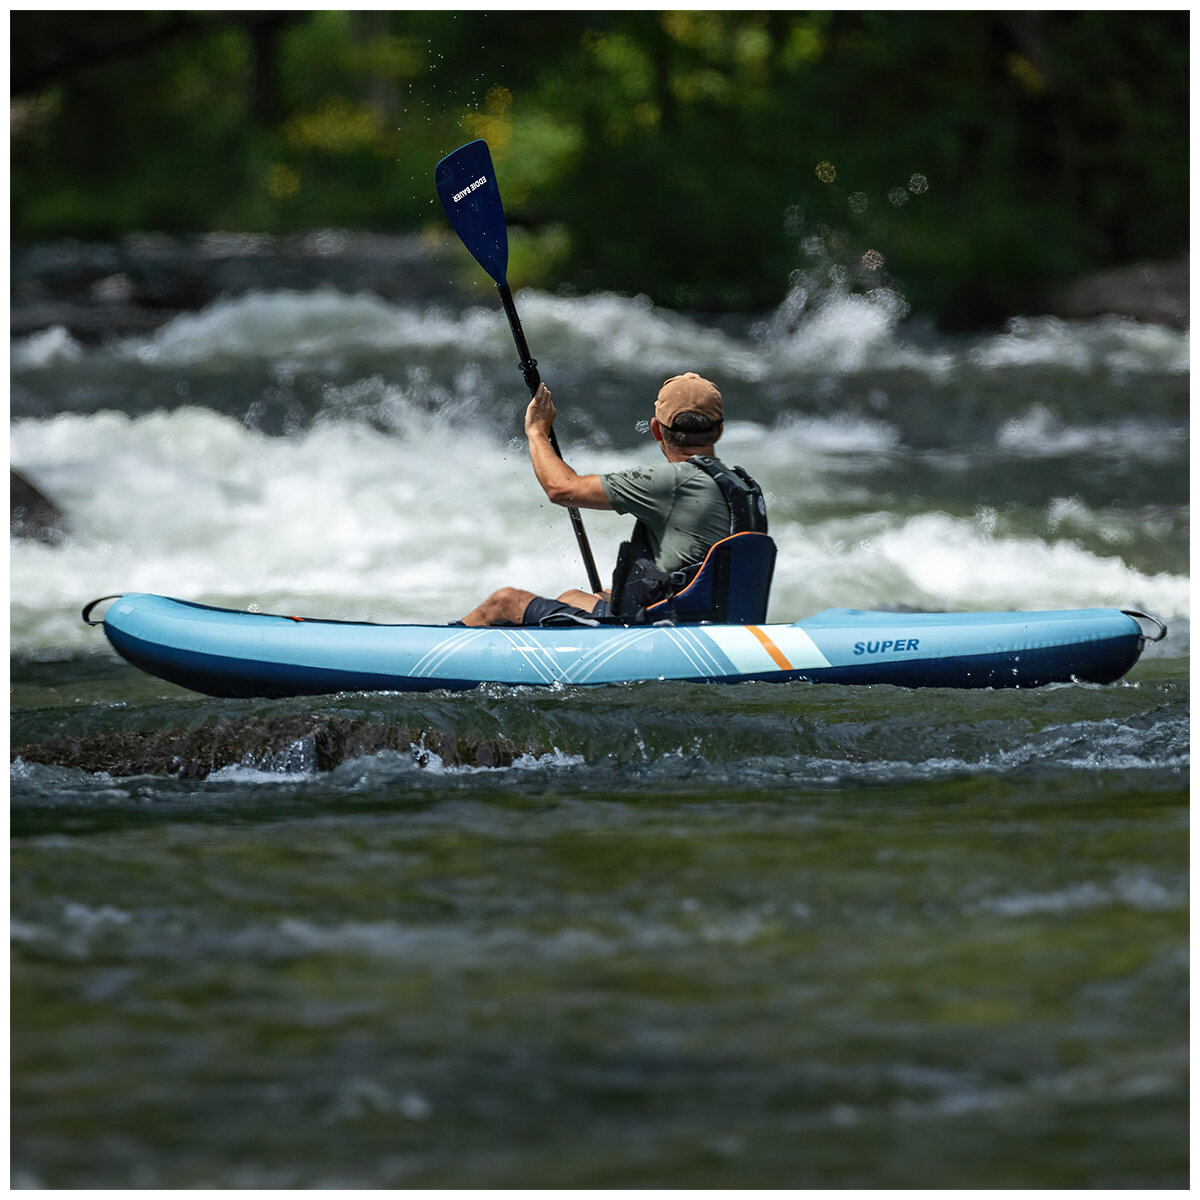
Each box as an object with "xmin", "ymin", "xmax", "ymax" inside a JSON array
[
  {"xmin": 410, "ymin": 624, "xmax": 830, "ymax": 685},
  {"xmin": 410, "ymin": 629, "xmax": 481, "ymax": 678},
  {"xmin": 498, "ymin": 629, "xmax": 562, "ymax": 683},
  {"xmin": 701, "ymin": 625, "xmax": 830, "ymax": 675},
  {"xmin": 664, "ymin": 626, "xmax": 725, "ymax": 677},
  {"xmin": 571, "ymin": 627, "xmax": 660, "ymax": 684}
]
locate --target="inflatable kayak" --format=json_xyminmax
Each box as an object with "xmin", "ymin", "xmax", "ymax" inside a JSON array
[{"xmin": 84, "ymin": 593, "xmax": 1165, "ymax": 699}]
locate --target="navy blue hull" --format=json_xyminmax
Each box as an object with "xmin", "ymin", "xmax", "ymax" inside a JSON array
[
  {"xmin": 107, "ymin": 628, "xmax": 478, "ymax": 699},
  {"xmin": 784, "ymin": 635, "xmax": 1143, "ymax": 690}
]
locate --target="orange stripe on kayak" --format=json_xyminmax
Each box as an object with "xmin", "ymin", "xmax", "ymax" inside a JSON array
[{"xmin": 746, "ymin": 625, "xmax": 793, "ymax": 670}]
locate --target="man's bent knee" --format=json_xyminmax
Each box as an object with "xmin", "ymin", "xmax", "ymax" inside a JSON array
[
  {"xmin": 556, "ymin": 588, "xmax": 600, "ymax": 612},
  {"xmin": 462, "ymin": 587, "xmax": 537, "ymax": 626}
]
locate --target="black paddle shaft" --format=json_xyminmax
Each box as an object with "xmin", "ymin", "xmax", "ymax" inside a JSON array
[{"xmin": 497, "ymin": 282, "xmax": 603, "ymax": 595}]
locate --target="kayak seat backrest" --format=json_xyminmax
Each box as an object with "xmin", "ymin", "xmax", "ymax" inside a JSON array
[{"xmin": 645, "ymin": 532, "xmax": 777, "ymax": 625}]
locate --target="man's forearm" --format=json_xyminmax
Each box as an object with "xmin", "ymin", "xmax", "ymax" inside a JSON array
[
  {"xmin": 529, "ymin": 430, "xmax": 580, "ymax": 503},
  {"xmin": 527, "ymin": 430, "xmax": 611, "ymax": 509}
]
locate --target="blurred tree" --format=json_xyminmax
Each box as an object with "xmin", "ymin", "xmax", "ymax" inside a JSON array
[
  {"xmin": 9, "ymin": 10, "xmax": 1188, "ymax": 325},
  {"xmin": 12, "ymin": 11, "xmax": 213, "ymax": 95}
]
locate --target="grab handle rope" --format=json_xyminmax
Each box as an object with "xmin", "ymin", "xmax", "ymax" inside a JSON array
[
  {"xmin": 1122, "ymin": 609, "xmax": 1168, "ymax": 642},
  {"xmin": 82, "ymin": 595, "xmax": 124, "ymax": 626}
]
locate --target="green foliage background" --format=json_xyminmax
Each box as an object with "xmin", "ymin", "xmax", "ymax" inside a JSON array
[{"xmin": 11, "ymin": 10, "xmax": 1189, "ymax": 325}]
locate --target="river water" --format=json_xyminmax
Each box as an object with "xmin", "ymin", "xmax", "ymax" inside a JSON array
[{"xmin": 10, "ymin": 253, "xmax": 1189, "ymax": 1187}]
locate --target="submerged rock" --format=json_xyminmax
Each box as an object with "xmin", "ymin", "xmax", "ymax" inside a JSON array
[
  {"xmin": 11, "ymin": 468, "xmax": 67, "ymax": 542},
  {"xmin": 12, "ymin": 713, "xmax": 520, "ymax": 779},
  {"xmin": 11, "ymin": 231, "xmax": 466, "ymax": 342},
  {"xmin": 1051, "ymin": 256, "xmax": 1189, "ymax": 330}
]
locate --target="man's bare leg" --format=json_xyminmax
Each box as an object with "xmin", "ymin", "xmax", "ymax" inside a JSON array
[
  {"xmin": 461, "ymin": 586, "xmax": 611, "ymax": 627},
  {"xmin": 555, "ymin": 588, "xmax": 606, "ymax": 612},
  {"xmin": 461, "ymin": 587, "xmax": 539, "ymax": 627}
]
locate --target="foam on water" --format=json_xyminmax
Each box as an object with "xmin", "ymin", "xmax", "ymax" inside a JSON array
[
  {"xmin": 11, "ymin": 325, "xmax": 85, "ymax": 370},
  {"xmin": 13, "ymin": 288, "xmax": 763, "ymax": 380},
  {"xmin": 996, "ymin": 404, "xmax": 1188, "ymax": 463},
  {"xmin": 767, "ymin": 507, "xmax": 1190, "ymax": 617},
  {"xmin": 975, "ymin": 873, "xmax": 1183, "ymax": 918},
  {"xmin": 967, "ymin": 314, "xmax": 1189, "ymax": 375},
  {"xmin": 10, "ymin": 283, "xmax": 1188, "ymax": 654},
  {"xmin": 761, "ymin": 287, "xmax": 940, "ymax": 376},
  {"xmin": 11, "ymin": 285, "xmax": 1188, "ymax": 383},
  {"xmin": 116, "ymin": 288, "xmax": 511, "ymax": 369},
  {"xmin": 10, "ymin": 395, "xmax": 1189, "ymax": 652},
  {"xmin": 510, "ymin": 290, "xmax": 766, "ymax": 380}
]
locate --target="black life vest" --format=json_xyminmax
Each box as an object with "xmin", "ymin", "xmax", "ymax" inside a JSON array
[{"xmin": 609, "ymin": 456, "xmax": 768, "ymax": 622}]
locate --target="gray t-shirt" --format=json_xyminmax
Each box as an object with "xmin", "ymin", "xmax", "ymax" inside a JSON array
[{"xmin": 600, "ymin": 460, "xmax": 732, "ymax": 573}]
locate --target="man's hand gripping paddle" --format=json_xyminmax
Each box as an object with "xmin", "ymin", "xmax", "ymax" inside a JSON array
[{"xmin": 436, "ymin": 139, "xmax": 602, "ymax": 594}]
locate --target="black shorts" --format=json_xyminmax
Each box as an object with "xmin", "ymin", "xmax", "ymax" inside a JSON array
[{"xmin": 522, "ymin": 596, "xmax": 612, "ymax": 626}]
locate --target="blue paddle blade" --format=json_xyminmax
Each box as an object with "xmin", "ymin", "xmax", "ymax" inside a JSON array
[{"xmin": 435, "ymin": 139, "xmax": 509, "ymax": 285}]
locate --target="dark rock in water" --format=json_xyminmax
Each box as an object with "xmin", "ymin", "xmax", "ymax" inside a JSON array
[
  {"xmin": 12, "ymin": 713, "xmax": 520, "ymax": 779},
  {"xmin": 11, "ymin": 231, "xmax": 468, "ymax": 342},
  {"xmin": 1051, "ymin": 257, "xmax": 1189, "ymax": 330},
  {"xmin": 11, "ymin": 468, "xmax": 67, "ymax": 541},
  {"xmin": 12, "ymin": 233, "xmax": 1191, "ymax": 340}
]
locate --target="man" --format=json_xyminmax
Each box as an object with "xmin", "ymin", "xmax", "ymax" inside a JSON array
[{"xmin": 462, "ymin": 371, "xmax": 768, "ymax": 626}]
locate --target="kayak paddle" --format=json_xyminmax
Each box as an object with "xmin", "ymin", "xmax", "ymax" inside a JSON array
[{"xmin": 435, "ymin": 138, "xmax": 602, "ymax": 594}]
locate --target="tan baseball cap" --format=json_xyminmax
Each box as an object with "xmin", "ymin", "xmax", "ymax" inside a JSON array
[{"xmin": 655, "ymin": 373, "xmax": 723, "ymax": 427}]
